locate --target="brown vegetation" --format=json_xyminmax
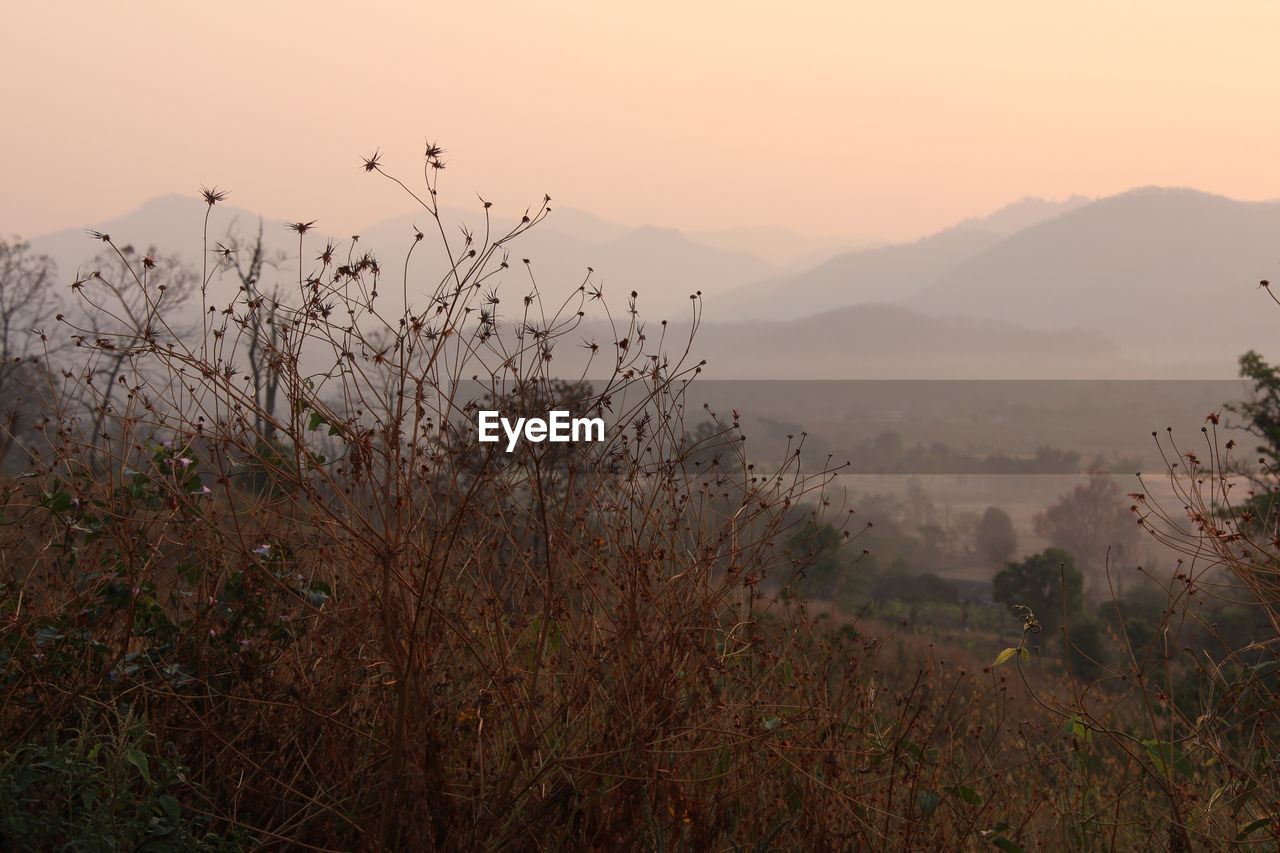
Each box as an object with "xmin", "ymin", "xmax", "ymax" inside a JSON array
[{"xmin": 0, "ymin": 148, "xmax": 1276, "ymax": 850}]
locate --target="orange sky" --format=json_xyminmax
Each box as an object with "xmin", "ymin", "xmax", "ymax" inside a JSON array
[{"xmin": 4, "ymin": 1, "xmax": 1280, "ymax": 242}]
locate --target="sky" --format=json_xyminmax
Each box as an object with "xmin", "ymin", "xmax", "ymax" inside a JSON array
[{"xmin": 5, "ymin": 1, "xmax": 1280, "ymax": 243}]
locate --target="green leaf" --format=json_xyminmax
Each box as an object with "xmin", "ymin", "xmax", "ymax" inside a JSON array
[
  {"xmin": 308, "ymin": 411, "xmax": 326, "ymax": 431},
  {"xmin": 993, "ymin": 839, "xmax": 1026, "ymax": 853},
  {"xmin": 304, "ymin": 579, "xmax": 332, "ymax": 607},
  {"xmin": 1249, "ymin": 660, "xmax": 1280, "ymax": 679},
  {"xmin": 916, "ymin": 789, "xmax": 940, "ymax": 818},
  {"xmin": 125, "ymin": 748, "xmax": 153, "ymax": 785},
  {"xmin": 1143, "ymin": 739, "xmax": 1192, "ymax": 778},
  {"xmin": 712, "ymin": 746, "xmax": 732, "ymax": 779},
  {"xmin": 752, "ymin": 818, "xmax": 790, "ymax": 853},
  {"xmin": 1236, "ymin": 817, "xmax": 1272, "ymax": 841},
  {"xmin": 945, "ymin": 785, "xmax": 984, "ymax": 805},
  {"xmin": 993, "ymin": 647, "xmax": 1019, "ymax": 667},
  {"xmin": 42, "ymin": 489, "xmax": 73, "ymax": 513},
  {"xmin": 157, "ymin": 794, "xmax": 181, "ymax": 825},
  {"xmin": 179, "ymin": 562, "xmax": 204, "ymax": 584},
  {"xmin": 1065, "ymin": 716, "xmax": 1092, "ymax": 744}
]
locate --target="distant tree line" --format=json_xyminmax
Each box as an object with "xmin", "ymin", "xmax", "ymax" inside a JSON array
[{"xmin": 845, "ymin": 431, "xmax": 1082, "ymax": 474}]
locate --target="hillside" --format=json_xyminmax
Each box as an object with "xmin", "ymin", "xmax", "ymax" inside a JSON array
[
  {"xmin": 28, "ymin": 195, "xmax": 781, "ymax": 320},
  {"xmin": 718, "ymin": 195, "xmax": 1090, "ymax": 321},
  {"xmin": 556, "ymin": 303, "xmax": 1118, "ymax": 379},
  {"xmin": 912, "ymin": 188, "xmax": 1280, "ymax": 365}
]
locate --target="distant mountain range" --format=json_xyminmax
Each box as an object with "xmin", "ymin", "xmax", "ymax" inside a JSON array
[
  {"xmin": 660, "ymin": 304, "xmax": 1120, "ymax": 379},
  {"xmin": 716, "ymin": 194, "xmax": 1092, "ymax": 321},
  {"xmin": 23, "ymin": 188, "xmax": 1280, "ymax": 378},
  {"xmin": 717, "ymin": 225, "xmax": 1004, "ymax": 321},
  {"xmin": 710, "ymin": 188, "xmax": 1280, "ymax": 375},
  {"xmin": 28, "ymin": 195, "xmax": 784, "ymax": 320},
  {"xmin": 910, "ymin": 188, "xmax": 1280, "ymax": 365}
]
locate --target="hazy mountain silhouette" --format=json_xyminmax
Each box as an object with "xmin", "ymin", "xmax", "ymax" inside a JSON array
[
  {"xmin": 691, "ymin": 303, "xmax": 1119, "ymax": 378},
  {"xmin": 24, "ymin": 188, "xmax": 1280, "ymax": 378},
  {"xmin": 359, "ymin": 210, "xmax": 779, "ymax": 318},
  {"xmin": 28, "ymin": 194, "xmax": 264, "ymax": 275},
  {"xmin": 557, "ymin": 303, "xmax": 1119, "ymax": 379},
  {"xmin": 685, "ymin": 224, "xmax": 857, "ymax": 268},
  {"xmin": 705, "ymin": 189, "xmax": 1280, "ymax": 374},
  {"xmin": 27, "ymin": 194, "xmax": 349, "ymax": 309},
  {"xmin": 29, "ymin": 195, "xmax": 780, "ymax": 320},
  {"xmin": 911, "ymin": 188, "xmax": 1280, "ymax": 367},
  {"xmin": 717, "ymin": 196, "xmax": 1092, "ymax": 321},
  {"xmin": 717, "ymin": 226, "xmax": 1003, "ymax": 321},
  {"xmin": 955, "ymin": 194, "xmax": 1092, "ymax": 237}
]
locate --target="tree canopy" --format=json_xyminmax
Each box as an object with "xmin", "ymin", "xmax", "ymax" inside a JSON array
[{"xmin": 992, "ymin": 547, "xmax": 1084, "ymax": 637}]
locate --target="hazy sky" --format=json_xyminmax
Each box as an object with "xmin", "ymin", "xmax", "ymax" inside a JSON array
[{"xmin": 5, "ymin": 1, "xmax": 1280, "ymax": 242}]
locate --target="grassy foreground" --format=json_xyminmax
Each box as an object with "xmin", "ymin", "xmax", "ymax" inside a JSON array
[{"xmin": 1, "ymin": 151, "xmax": 1277, "ymax": 850}]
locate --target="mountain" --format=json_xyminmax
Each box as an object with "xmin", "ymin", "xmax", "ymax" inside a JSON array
[
  {"xmin": 26, "ymin": 194, "xmax": 337, "ymax": 306},
  {"xmin": 715, "ymin": 196, "xmax": 1093, "ymax": 322},
  {"xmin": 712, "ymin": 188, "xmax": 1280, "ymax": 374},
  {"xmin": 691, "ymin": 303, "xmax": 1120, "ymax": 378},
  {"xmin": 358, "ymin": 209, "xmax": 778, "ymax": 318},
  {"xmin": 28, "ymin": 194, "xmax": 262, "ymax": 275},
  {"xmin": 956, "ymin": 195, "xmax": 1093, "ymax": 237},
  {"xmin": 685, "ymin": 224, "xmax": 857, "ymax": 268},
  {"xmin": 25, "ymin": 187, "xmax": 1280, "ymax": 379},
  {"xmin": 552, "ymin": 303, "xmax": 1119, "ymax": 379},
  {"xmin": 715, "ymin": 226, "xmax": 1003, "ymax": 321},
  {"xmin": 28, "ymin": 196, "xmax": 780, "ymax": 320},
  {"xmin": 911, "ymin": 188, "xmax": 1280, "ymax": 367}
]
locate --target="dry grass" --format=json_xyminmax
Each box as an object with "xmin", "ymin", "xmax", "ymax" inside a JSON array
[{"xmin": 0, "ymin": 146, "xmax": 1276, "ymax": 850}]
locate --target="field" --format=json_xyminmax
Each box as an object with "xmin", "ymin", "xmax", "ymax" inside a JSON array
[{"xmin": 0, "ymin": 165, "xmax": 1277, "ymax": 852}]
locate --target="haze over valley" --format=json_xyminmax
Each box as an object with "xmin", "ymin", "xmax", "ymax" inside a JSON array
[{"xmin": 27, "ymin": 186, "xmax": 1280, "ymax": 378}]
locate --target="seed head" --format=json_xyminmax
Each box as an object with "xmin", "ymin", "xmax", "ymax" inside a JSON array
[{"xmin": 200, "ymin": 185, "xmax": 229, "ymax": 206}]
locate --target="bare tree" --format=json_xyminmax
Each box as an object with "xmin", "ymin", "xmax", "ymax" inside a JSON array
[
  {"xmin": 0, "ymin": 238, "xmax": 58, "ymax": 466},
  {"xmin": 1033, "ymin": 471, "xmax": 1137, "ymax": 591},
  {"xmin": 975, "ymin": 505, "xmax": 1017, "ymax": 566},
  {"xmin": 222, "ymin": 219, "xmax": 287, "ymax": 441},
  {"xmin": 70, "ymin": 241, "xmax": 197, "ymax": 446}
]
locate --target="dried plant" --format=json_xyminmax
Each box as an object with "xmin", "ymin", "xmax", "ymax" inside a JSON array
[{"xmin": 2, "ymin": 146, "xmax": 1278, "ymax": 851}]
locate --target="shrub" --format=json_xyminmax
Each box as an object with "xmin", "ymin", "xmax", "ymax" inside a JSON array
[
  {"xmin": 2, "ymin": 144, "xmax": 1278, "ymax": 850},
  {"xmin": 0, "ymin": 711, "xmax": 237, "ymax": 851},
  {"xmin": 992, "ymin": 547, "xmax": 1084, "ymax": 639},
  {"xmin": 7, "ymin": 146, "xmax": 974, "ymax": 849}
]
